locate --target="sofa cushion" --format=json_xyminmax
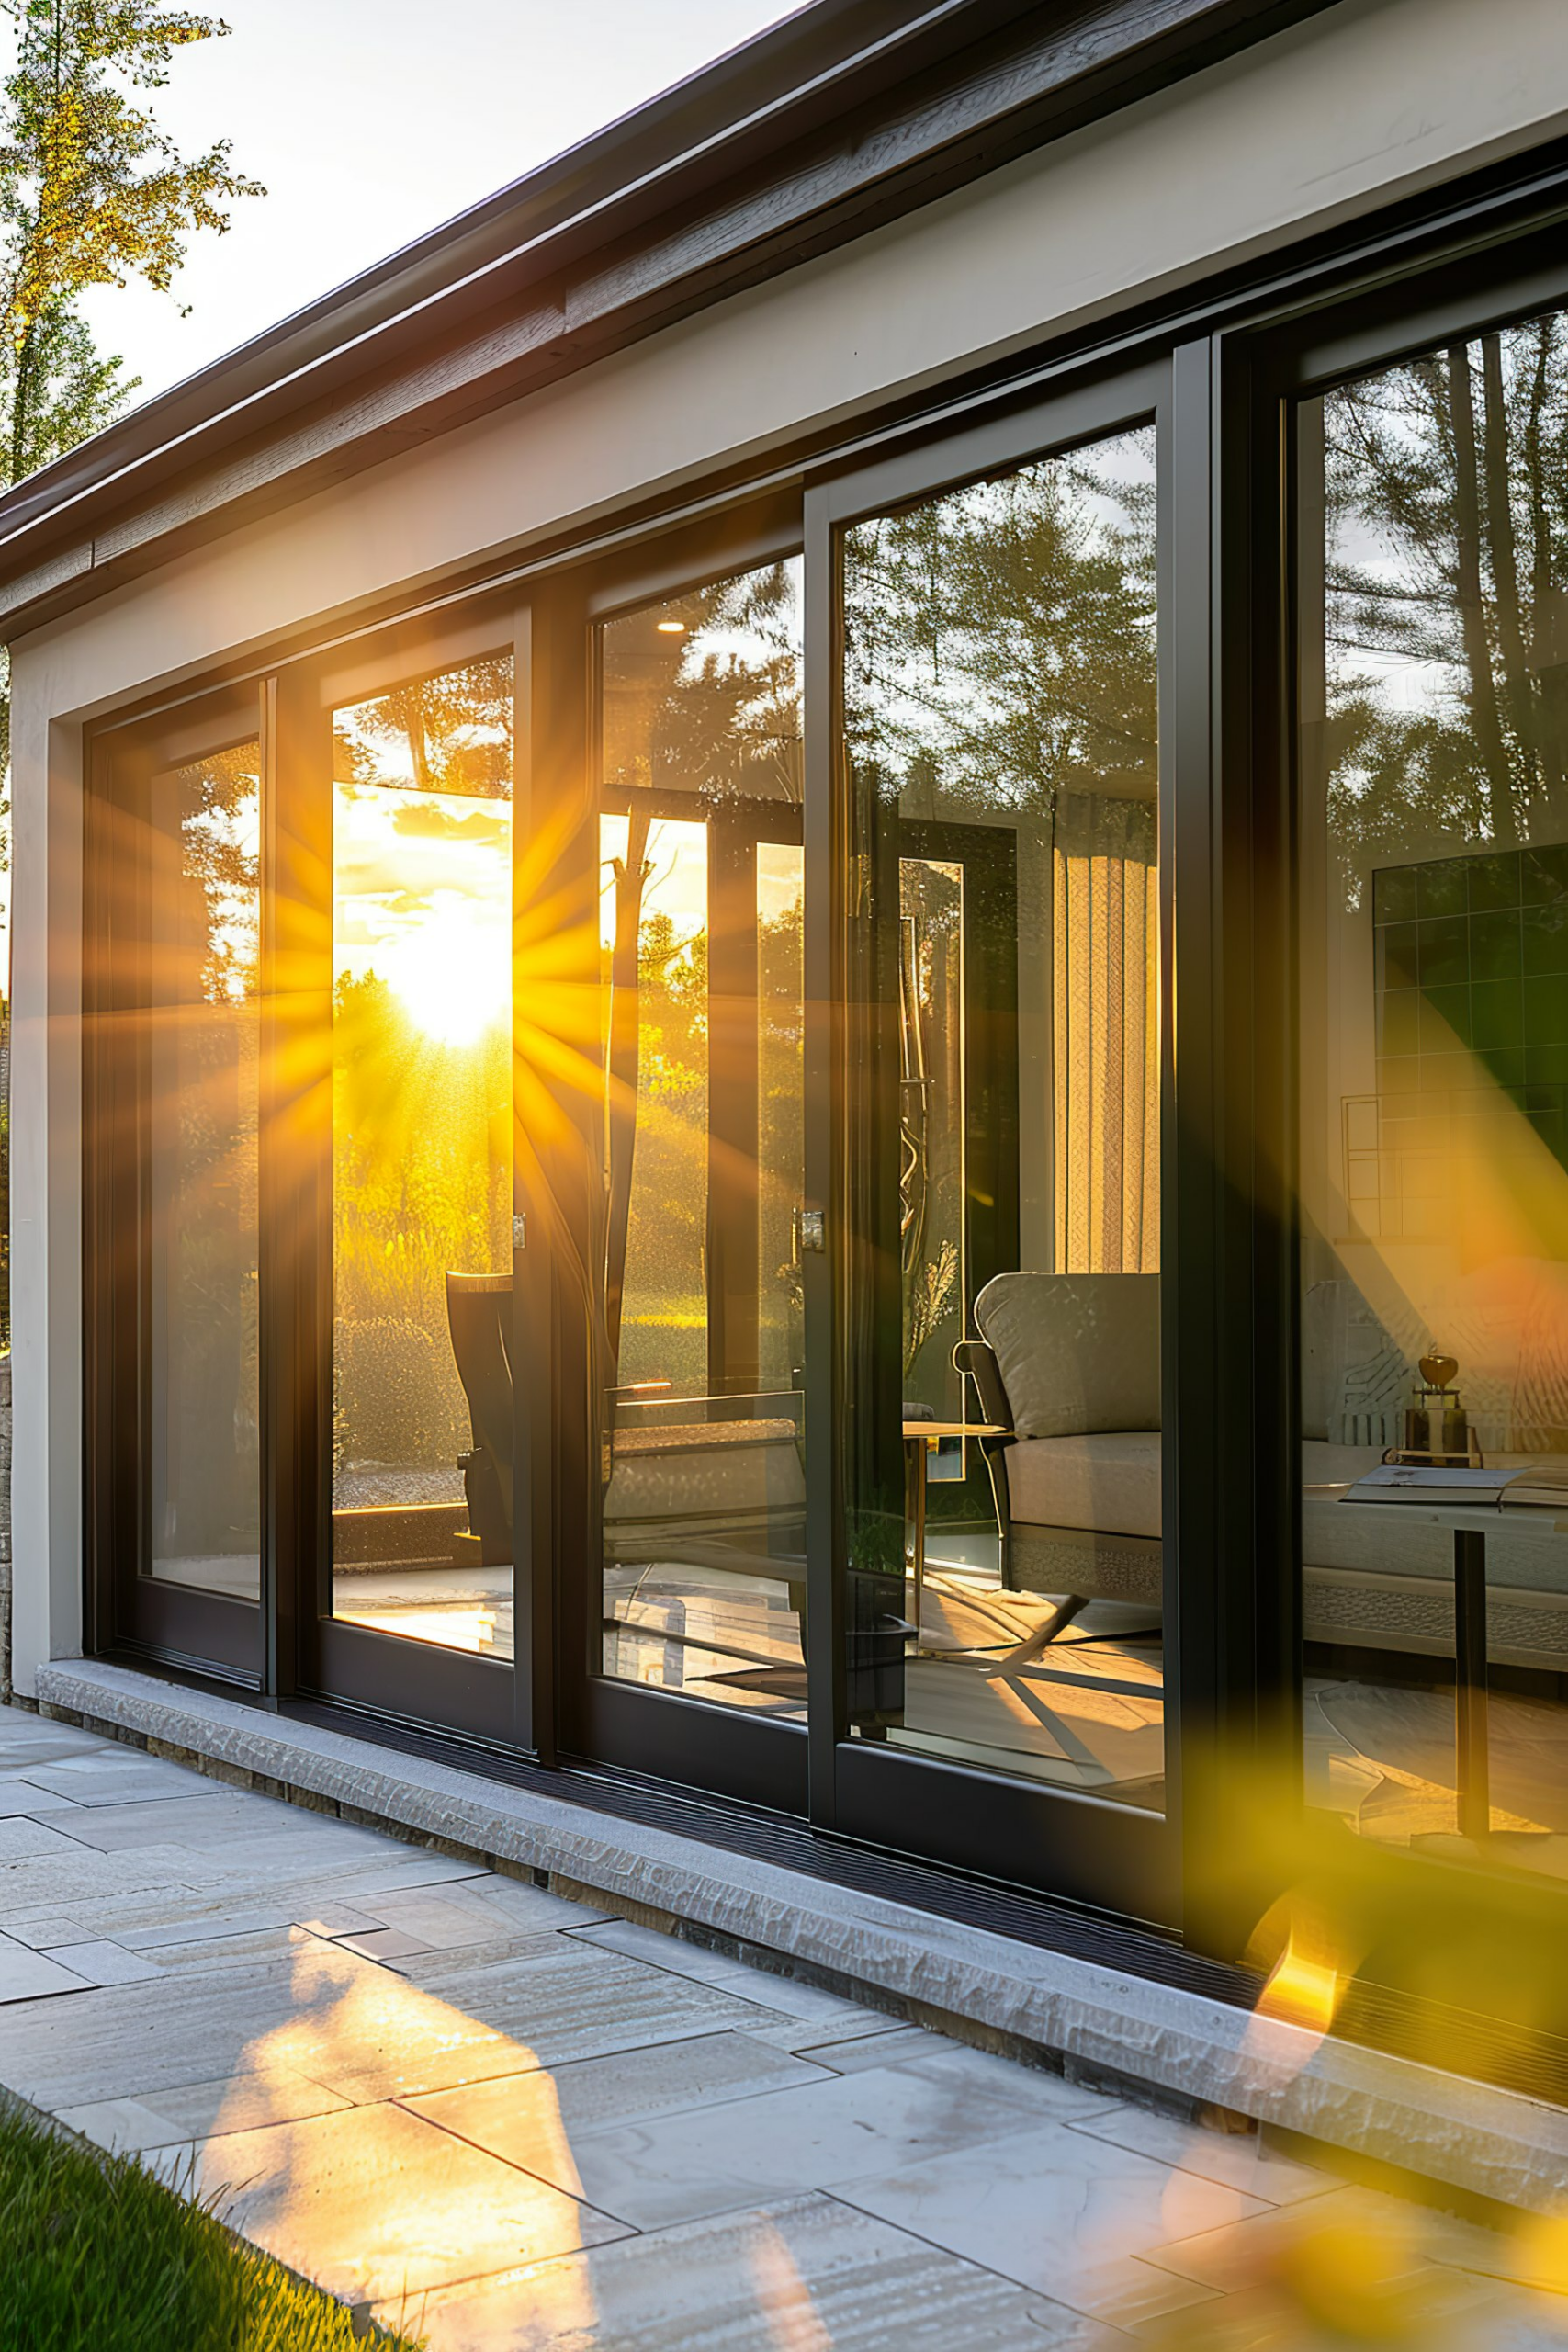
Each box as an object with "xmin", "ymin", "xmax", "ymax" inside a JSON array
[
  {"xmin": 1005, "ymin": 1426, "xmax": 1568, "ymax": 1642},
  {"xmin": 976, "ymin": 1272, "xmax": 1159, "ymax": 1439},
  {"xmin": 1006, "ymin": 1436, "xmax": 1375, "ymax": 1545},
  {"xmin": 1303, "ymin": 1495, "xmax": 1568, "ymax": 1600},
  {"xmin": 1005, "ymin": 1433, "xmax": 1568, "ymax": 1626},
  {"xmin": 1006, "ymin": 1431, "xmax": 1163, "ymax": 1540}
]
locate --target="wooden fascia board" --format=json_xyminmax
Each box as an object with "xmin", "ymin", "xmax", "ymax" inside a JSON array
[{"xmin": 0, "ymin": 0, "xmax": 1333, "ymax": 637}]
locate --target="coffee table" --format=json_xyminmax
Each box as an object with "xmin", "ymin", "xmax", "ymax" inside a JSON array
[{"xmin": 1330, "ymin": 1499, "xmax": 1568, "ymax": 1842}]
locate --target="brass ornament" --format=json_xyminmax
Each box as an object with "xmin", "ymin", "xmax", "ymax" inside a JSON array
[{"xmin": 1419, "ymin": 1350, "xmax": 1460, "ymax": 1391}]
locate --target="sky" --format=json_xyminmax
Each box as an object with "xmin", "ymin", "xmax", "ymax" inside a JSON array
[
  {"xmin": 77, "ymin": 0, "xmax": 798, "ymax": 409},
  {"xmin": 329, "ymin": 580, "xmax": 804, "ymax": 1049},
  {"xmin": 0, "ymin": 4, "xmax": 795, "ymax": 978}
]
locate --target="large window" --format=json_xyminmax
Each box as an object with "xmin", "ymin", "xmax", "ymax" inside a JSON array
[
  {"xmin": 146, "ymin": 743, "xmax": 263, "ymax": 1601},
  {"xmin": 78, "ymin": 197, "xmax": 1568, "ymax": 2061},
  {"xmin": 328, "ymin": 658, "xmax": 514, "ymax": 1659},
  {"xmin": 840, "ymin": 423, "xmax": 1166, "ymax": 1805},
  {"xmin": 1297, "ymin": 307, "xmax": 1568, "ymax": 1874},
  {"xmin": 84, "ymin": 390, "xmax": 1169, "ymax": 1906}
]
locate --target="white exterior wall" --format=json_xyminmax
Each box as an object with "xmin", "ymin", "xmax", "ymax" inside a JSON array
[{"xmin": 12, "ymin": 0, "xmax": 1568, "ymax": 1688}]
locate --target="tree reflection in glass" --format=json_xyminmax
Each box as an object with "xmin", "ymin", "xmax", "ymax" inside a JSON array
[
  {"xmin": 1300, "ymin": 311, "xmax": 1568, "ymax": 1869},
  {"xmin": 595, "ymin": 560, "xmax": 809, "ymax": 1716},
  {"xmin": 840, "ymin": 426, "xmax": 1166, "ymax": 1805}
]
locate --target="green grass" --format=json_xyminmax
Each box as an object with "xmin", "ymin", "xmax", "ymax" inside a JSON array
[{"xmin": 0, "ymin": 2098, "xmax": 425, "ymax": 2351}]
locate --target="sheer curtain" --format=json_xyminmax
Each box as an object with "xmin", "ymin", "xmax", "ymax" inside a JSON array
[{"xmin": 1053, "ymin": 792, "xmax": 1159, "ymax": 1274}]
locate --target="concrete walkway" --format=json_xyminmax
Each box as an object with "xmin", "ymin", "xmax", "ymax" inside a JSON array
[{"xmin": 0, "ymin": 1704, "xmax": 1562, "ymax": 2348}]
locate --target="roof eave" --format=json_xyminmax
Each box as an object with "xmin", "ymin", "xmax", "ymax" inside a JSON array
[{"xmin": 0, "ymin": 0, "xmax": 1335, "ymax": 638}]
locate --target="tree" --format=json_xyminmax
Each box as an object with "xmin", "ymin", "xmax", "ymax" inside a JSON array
[
  {"xmin": 840, "ymin": 441, "xmax": 1158, "ymax": 816},
  {"xmin": 0, "ymin": 0, "xmax": 260, "ymax": 477},
  {"xmin": 599, "ymin": 561, "xmax": 801, "ymax": 1381},
  {"xmin": 0, "ymin": 0, "xmax": 262, "ymax": 768},
  {"xmin": 333, "ymin": 657, "xmax": 513, "ymax": 797},
  {"xmin": 1321, "ymin": 316, "xmax": 1568, "ymax": 889}
]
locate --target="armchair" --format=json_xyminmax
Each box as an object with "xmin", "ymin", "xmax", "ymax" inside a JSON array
[{"xmin": 954, "ymin": 1272, "xmax": 1164, "ymax": 1642}]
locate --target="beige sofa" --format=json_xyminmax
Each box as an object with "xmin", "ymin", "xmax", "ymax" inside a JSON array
[{"xmin": 958, "ymin": 1270, "xmax": 1568, "ymax": 1670}]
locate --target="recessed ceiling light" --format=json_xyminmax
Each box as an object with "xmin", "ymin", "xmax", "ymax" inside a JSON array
[{"xmin": 656, "ymin": 619, "xmax": 686, "ymax": 634}]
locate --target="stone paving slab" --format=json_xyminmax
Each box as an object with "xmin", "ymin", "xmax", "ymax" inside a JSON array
[
  {"xmin": 791, "ymin": 2022, "xmax": 935, "ymax": 2074},
  {"xmin": 44, "ymin": 1937, "xmax": 163, "ymax": 1986},
  {"xmin": 0, "ymin": 1814, "xmax": 95, "ymax": 1860},
  {"xmin": 13, "ymin": 1755, "xmax": 232, "ymax": 1804},
  {"xmin": 386, "ymin": 2193, "xmax": 1126, "ymax": 2351},
  {"xmin": 1, "ymin": 1700, "xmax": 1564, "ymax": 2350},
  {"xmin": 0, "ymin": 1781, "xmax": 86, "ymax": 1816},
  {"xmin": 39, "ymin": 1654, "xmax": 1568, "ymax": 2216},
  {"xmin": 1070, "ymin": 2098, "xmax": 1334, "ymax": 2204},
  {"xmin": 836, "ymin": 2117, "xmax": 1264, "ymax": 2325},
  {"xmin": 164, "ymin": 2101, "xmax": 636, "ymax": 2305},
  {"xmin": 406, "ymin": 2028, "xmax": 828, "ymax": 2151},
  {"xmin": 0, "ymin": 1930, "xmax": 94, "ymax": 2002},
  {"xmin": 56, "ymin": 2065, "xmax": 356, "ymax": 2154}
]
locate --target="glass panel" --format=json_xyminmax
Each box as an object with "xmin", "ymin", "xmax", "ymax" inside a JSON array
[
  {"xmin": 600, "ymin": 809, "xmax": 709, "ymax": 1393},
  {"xmin": 146, "ymin": 744, "xmax": 262, "ymax": 1600},
  {"xmin": 841, "ymin": 424, "xmax": 1164, "ymax": 1804},
  {"xmin": 900, "ymin": 854, "xmax": 967, "ymax": 1434},
  {"xmin": 601, "ymin": 565, "xmax": 803, "ymax": 805},
  {"xmin": 329, "ymin": 657, "xmax": 514, "ymax": 1657},
  {"xmin": 758, "ymin": 841, "xmax": 806, "ymax": 1395},
  {"xmin": 596, "ymin": 560, "xmax": 807, "ymax": 1716},
  {"xmin": 1299, "ymin": 314, "xmax": 1568, "ymax": 1874}
]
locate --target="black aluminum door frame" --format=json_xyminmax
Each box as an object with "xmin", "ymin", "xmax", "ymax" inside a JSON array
[
  {"xmin": 83, "ymin": 692, "xmax": 270, "ymax": 1686},
  {"xmin": 543, "ymin": 503, "xmax": 813, "ymax": 1813},
  {"xmin": 801, "ymin": 356, "xmax": 1185, "ymax": 1928}
]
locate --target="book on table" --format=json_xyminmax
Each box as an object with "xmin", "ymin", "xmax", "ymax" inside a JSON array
[{"xmin": 1341, "ymin": 1461, "xmax": 1568, "ymax": 1509}]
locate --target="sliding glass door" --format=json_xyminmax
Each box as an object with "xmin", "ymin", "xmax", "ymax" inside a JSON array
[
  {"xmin": 89, "ymin": 628, "xmax": 540, "ymax": 1745},
  {"xmin": 555, "ymin": 544, "xmax": 810, "ymax": 1806},
  {"xmin": 297, "ymin": 641, "xmax": 528, "ymax": 1739},
  {"xmin": 811, "ymin": 369, "xmax": 1177, "ymax": 1917},
  {"xmin": 86, "ymin": 703, "xmax": 267, "ymax": 1679},
  {"xmin": 84, "ymin": 412, "xmax": 1179, "ymax": 1910}
]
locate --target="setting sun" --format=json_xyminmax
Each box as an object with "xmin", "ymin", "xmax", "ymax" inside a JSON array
[
  {"xmin": 383, "ymin": 899, "xmax": 510, "ymax": 1046},
  {"xmin": 333, "ymin": 776, "xmax": 513, "ymax": 1048}
]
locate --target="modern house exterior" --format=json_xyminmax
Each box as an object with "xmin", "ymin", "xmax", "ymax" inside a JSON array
[{"xmin": 9, "ymin": 0, "xmax": 1568, "ymax": 2188}]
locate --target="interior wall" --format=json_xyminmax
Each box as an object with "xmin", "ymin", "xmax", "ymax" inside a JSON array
[{"xmin": 13, "ymin": 0, "xmax": 1568, "ymax": 1689}]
